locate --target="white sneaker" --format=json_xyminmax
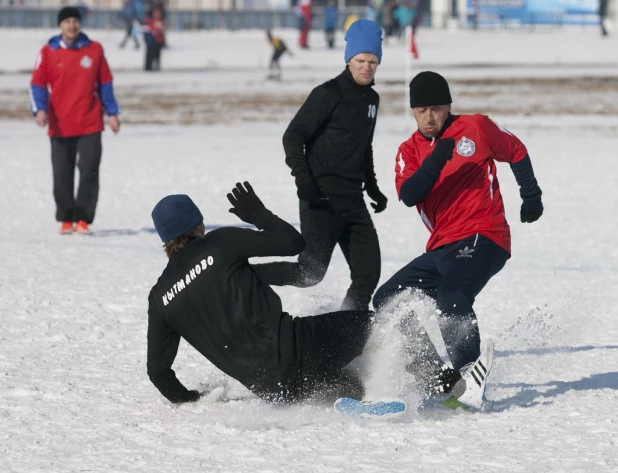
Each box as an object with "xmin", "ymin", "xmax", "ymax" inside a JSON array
[{"xmin": 451, "ymin": 340, "xmax": 494, "ymax": 409}]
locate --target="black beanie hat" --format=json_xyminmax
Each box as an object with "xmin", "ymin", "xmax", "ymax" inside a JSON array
[
  {"xmin": 409, "ymin": 71, "xmax": 452, "ymax": 108},
  {"xmin": 58, "ymin": 6, "xmax": 81, "ymax": 25}
]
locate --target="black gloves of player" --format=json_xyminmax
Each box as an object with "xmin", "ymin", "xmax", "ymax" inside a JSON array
[
  {"xmin": 296, "ymin": 180, "xmax": 321, "ymax": 206},
  {"xmin": 510, "ymin": 156, "xmax": 543, "ymax": 224},
  {"xmin": 428, "ymin": 137, "xmax": 456, "ymax": 168},
  {"xmin": 365, "ymin": 182, "xmax": 388, "ymax": 213},
  {"xmin": 520, "ymin": 198, "xmax": 543, "ymax": 223},
  {"xmin": 227, "ymin": 181, "xmax": 265, "ymax": 224}
]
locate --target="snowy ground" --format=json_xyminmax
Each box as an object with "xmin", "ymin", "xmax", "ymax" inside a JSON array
[{"xmin": 1, "ymin": 27, "xmax": 618, "ymax": 472}]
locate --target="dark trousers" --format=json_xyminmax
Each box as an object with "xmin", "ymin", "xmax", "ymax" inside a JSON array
[
  {"xmin": 50, "ymin": 133, "xmax": 102, "ymax": 224},
  {"xmin": 373, "ymin": 234, "xmax": 508, "ymax": 372},
  {"xmin": 325, "ymin": 28, "xmax": 335, "ymax": 48},
  {"xmin": 145, "ymin": 43, "xmax": 162, "ymax": 71},
  {"xmin": 600, "ymin": 0, "xmax": 609, "ymax": 35},
  {"xmin": 270, "ymin": 49, "xmax": 284, "ymax": 69},
  {"xmin": 120, "ymin": 19, "xmax": 139, "ymax": 48},
  {"xmin": 276, "ymin": 309, "xmax": 374, "ymax": 402},
  {"xmin": 253, "ymin": 202, "xmax": 381, "ymax": 311}
]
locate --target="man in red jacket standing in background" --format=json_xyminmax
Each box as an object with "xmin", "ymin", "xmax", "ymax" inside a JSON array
[
  {"xmin": 30, "ymin": 6, "xmax": 120, "ymax": 235},
  {"xmin": 374, "ymin": 71, "xmax": 544, "ymax": 409}
]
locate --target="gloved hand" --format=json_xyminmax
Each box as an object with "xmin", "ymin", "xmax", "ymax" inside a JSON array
[
  {"xmin": 296, "ymin": 180, "xmax": 321, "ymax": 206},
  {"xmin": 520, "ymin": 199, "xmax": 543, "ymax": 223},
  {"xmin": 365, "ymin": 182, "xmax": 388, "ymax": 213},
  {"xmin": 428, "ymin": 137, "xmax": 456, "ymax": 168},
  {"xmin": 227, "ymin": 181, "xmax": 265, "ymax": 224}
]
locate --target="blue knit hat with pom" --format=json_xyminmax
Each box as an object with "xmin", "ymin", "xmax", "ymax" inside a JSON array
[{"xmin": 344, "ymin": 19, "xmax": 383, "ymax": 64}]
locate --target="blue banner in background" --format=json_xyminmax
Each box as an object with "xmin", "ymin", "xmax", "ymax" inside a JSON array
[{"xmin": 467, "ymin": 0, "xmax": 599, "ymax": 25}]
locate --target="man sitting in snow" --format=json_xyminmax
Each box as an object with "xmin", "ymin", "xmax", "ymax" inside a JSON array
[{"xmin": 147, "ymin": 182, "xmax": 373, "ymax": 404}]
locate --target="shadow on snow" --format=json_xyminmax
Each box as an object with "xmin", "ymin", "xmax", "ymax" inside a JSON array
[
  {"xmin": 92, "ymin": 223, "xmax": 263, "ymax": 237},
  {"xmin": 495, "ymin": 345, "xmax": 618, "ymax": 358},
  {"xmin": 486, "ymin": 371, "xmax": 618, "ymax": 413}
]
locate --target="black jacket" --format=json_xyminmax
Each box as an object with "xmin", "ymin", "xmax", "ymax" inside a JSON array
[
  {"xmin": 147, "ymin": 209, "xmax": 305, "ymax": 403},
  {"xmin": 283, "ymin": 68, "xmax": 380, "ymax": 209}
]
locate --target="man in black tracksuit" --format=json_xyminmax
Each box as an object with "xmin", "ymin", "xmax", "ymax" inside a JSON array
[
  {"xmin": 147, "ymin": 183, "xmax": 373, "ymax": 404},
  {"xmin": 252, "ymin": 20, "xmax": 387, "ymax": 311}
]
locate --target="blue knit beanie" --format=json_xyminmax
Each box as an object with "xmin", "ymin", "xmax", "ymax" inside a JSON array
[
  {"xmin": 344, "ymin": 19, "xmax": 383, "ymax": 64},
  {"xmin": 152, "ymin": 195, "xmax": 204, "ymax": 242}
]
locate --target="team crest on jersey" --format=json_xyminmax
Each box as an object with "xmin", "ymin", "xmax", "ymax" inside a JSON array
[
  {"xmin": 80, "ymin": 55, "xmax": 93, "ymax": 69},
  {"xmin": 457, "ymin": 136, "xmax": 476, "ymax": 157}
]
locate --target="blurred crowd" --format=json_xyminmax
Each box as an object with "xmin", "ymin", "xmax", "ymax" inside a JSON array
[
  {"xmin": 292, "ymin": 0, "xmax": 422, "ymax": 50},
  {"xmin": 374, "ymin": 0, "xmax": 422, "ymax": 40}
]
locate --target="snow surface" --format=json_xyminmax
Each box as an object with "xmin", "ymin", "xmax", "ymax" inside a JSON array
[{"xmin": 1, "ymin": 27, "xmax": 618, "ymax": 472}]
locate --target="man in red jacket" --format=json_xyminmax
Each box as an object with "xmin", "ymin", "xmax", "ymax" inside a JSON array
[
  {"xmin": 143, "ymin": 7, "xmax": 166, "ymax": 71},
  {"xmin": 30, "ymin": 6, "xmax": 120, "ymax": 235},
  {"xmin": 373, "ymin": 71, "xmax": 543, "ymax": 409}
]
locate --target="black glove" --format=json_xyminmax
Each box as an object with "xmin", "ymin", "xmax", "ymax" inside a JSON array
[
  {"xmin": 520, "ymin": 199, "xmax": 543, "ymax": 223},
  {"xmin": 365, "ymin": 182, "xmax": 388, "ymax": 213},
  {"xmin": 428, "ymin": 137, "xmax": 456, "ymax": 168},
  {"xmin": 227, "ymin": 181, "xmax": 265, "ymax": 224},
  {"xmin": 296, "ymin": 180, "xmax": 321, "ymax": 206}
]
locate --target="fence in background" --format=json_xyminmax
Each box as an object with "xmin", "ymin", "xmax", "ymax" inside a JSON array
[
  {"xmin": 0, "ymin": 3, "xmax": 608, "ymax": 29},
  {"xmin": 463, "ymin": 0, "xmax": 600, "ymax": 27},
  {"xmin": 0, "ymin": 7, "xmax": 374, "ymax": 29}
]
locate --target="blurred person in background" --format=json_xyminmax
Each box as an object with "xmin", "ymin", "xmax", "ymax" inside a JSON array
[
  {"xmin": 599, "ymin": 0, "xmax": 610, "ymax": 36},
  {"xmin": 147, "ymin": 0, "xmax": 168, "ymax": 20},
  {"xmin": 147, "ymin": 184, "xmax": 374, "ymax": 404},
  {"xmin": 143, "ymin": 7, "xmax": 165, "ymax": 71},
  {"xmin": 119, "ymin": 0, "xmax": 144, "ymax": 49},
  {"xmin": 365, "ymin": 0, "xmax": 377, "ymax": 22},
  {"xmin": 30, "ymin": 6, "xmax": 120, "ymax": 235},
  {"xmin": 373, "ymin": 71, "xmax": 544, "ymax": 409},
  {"xmin": 324, "ymin": 1, "xmax": 338, "ymax": 49},
  {"xmin": 75, "ymin": 0, "xmax": 90, "ymax": 26},
  {"xmin": 297, "ymin": 0, "xmax": 312, "ymax": 49},
  {"xmin": 380, "ymin": 0, "xmax": 398, "ymax": 43},
  {"xmin": 266, "ymin": 30, "xmax": 293, "ymax": 80},
  {"xmin": 343, "ymin": 13, "xmax": 360, "ymax": 33},
  {"xmin": 393, "ymin": 0, "xmax": 414, "ymax": 39},
  {"xmin": 252, "ymin": 20, "xmax": 387, "ymax": 312},
  {"xmin": 410, "ymin": 0, "xmax": 421, "ymax": 34},
  {"xmin": 148, "ymin": 0, "xmax": 169, "ymax": 47}
]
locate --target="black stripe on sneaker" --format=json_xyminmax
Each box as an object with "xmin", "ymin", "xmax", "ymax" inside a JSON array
[
  {"xmin": 478, "ymin": 361, "xmax": 487, "ymax": 373},
  {"xmin": 471, "ymin": 370, "xmax": 482, "ymax": 387},
  {"xmin": 474, "ymin": 365, "xmax": 485, "ymax": 380}
]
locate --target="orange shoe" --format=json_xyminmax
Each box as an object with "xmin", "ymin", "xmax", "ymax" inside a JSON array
[
  {"xmin": 60, "ymin": 221, "xmax": 74, "ymax": 234},
  {"xmin": 75, "ymin": 220, "xmax": 91, "ymax": 234}
]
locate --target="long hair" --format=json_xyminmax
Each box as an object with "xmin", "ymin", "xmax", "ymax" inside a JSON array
[{"xmin": 163, "ymin": 224, "xmax": 205, "ymax": 258}]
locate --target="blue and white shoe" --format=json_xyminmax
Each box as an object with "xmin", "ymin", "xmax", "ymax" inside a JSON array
[{"xmin": 334, "ymin": 398, "xmax": 407, "ymax": 419}]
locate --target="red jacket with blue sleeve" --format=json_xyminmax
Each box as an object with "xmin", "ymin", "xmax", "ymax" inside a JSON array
[
  {"xmin": 395, "ymin": 114, "xmax": 533, "ymax": 255},
  {"xmin": 30, "ymin": 33, "xmax": 119, "ymax": 138}
]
